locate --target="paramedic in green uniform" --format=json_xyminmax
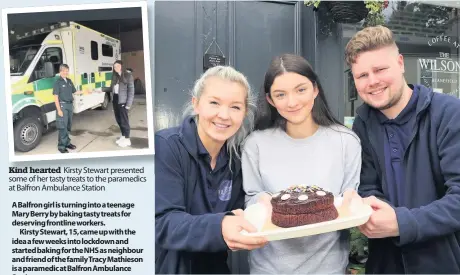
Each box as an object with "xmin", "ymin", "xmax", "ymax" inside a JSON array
[{"xmin": 53, "ymin": 64, "xmax": 87, "ymax": 153}]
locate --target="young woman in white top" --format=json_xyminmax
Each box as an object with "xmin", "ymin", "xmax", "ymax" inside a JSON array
[{"xmin": 242, "ymin": 54, "xmax": 362, "ymax": 274}]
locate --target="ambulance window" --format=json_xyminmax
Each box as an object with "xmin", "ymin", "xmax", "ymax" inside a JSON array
[
  {"xmin": 91, "ymin": 41, "xmax": 98, "ymax": 60},
  {"xmin": 29, "ymin": 47, "xmax": 63, "ymax": 82},
  {"xmin": 102, "ymin": 44, "xmax": 113, "ymax": 57},
  {"xmin": 99, "ymin": 66, "xmax": 112, "ymax": 72}
]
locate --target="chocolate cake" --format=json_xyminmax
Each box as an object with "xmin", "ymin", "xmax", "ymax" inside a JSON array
[{"xmin": 270, "ymin": 185, "xmax": 338, "ymax": 228}]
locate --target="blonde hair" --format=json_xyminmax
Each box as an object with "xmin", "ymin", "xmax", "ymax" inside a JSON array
[
  {"xmin": 182, "ymin": 66, "xmax": 257, "ymax": 167},
  {"xmin": 345, "ymin": 25, "xmax": 397, "ymax": 66}
]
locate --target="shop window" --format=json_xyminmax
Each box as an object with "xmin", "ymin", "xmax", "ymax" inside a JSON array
[{"xmin": 337, "ymin": 1, "xmax": 460, "ymax": 119}]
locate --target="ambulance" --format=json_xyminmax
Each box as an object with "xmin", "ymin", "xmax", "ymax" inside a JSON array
[{"xmin": 9, "ymin": 21, "xmax": 120, "ymax": 152}]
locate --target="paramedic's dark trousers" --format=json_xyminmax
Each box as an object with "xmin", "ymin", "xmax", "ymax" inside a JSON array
[
  {"xmin": 113, "ymin": 94, "xmax": 130, "ymax": 138},
  {"xmin": 56, "ymin": 102, "xmax": 73, "ymax": 151}
]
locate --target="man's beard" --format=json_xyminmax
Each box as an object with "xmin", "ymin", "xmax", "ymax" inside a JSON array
[{"xmin": 374, "ymin": 85, "xmax": 404, "ymax": 111}]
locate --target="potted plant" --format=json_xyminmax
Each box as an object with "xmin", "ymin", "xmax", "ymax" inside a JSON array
[
  {"xmin": 348, "ymin": 227, "xmax": 368, "ymax": 274},
  {"xmin": 304, "ymin": 0, "xmax": 389, "ymax": 26}
]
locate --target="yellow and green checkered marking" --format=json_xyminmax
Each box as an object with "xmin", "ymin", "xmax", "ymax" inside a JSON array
[
  {"xmin": 11, "ymin": 71, "xmax": 113, "ymax": 113},
  {"xmin": 78, "ymin": 71, "xmax": 112, "ymax": 91},
  {"xmin": 11, "ymin": 75, "xmax": 57, "ymax": 113}
]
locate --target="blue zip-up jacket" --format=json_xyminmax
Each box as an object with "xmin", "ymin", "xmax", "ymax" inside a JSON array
[
  {"xmin": 353, "ymin": 84, "xmax": 460, "ymax": 274},
  {"xmin": 155, "ymin": 116, "xmax": 245, "ymax": 274}
]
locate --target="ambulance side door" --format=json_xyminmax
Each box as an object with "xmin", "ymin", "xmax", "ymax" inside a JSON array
[{"xmin": 73, "ymin": 28, "xmax": 105, "ymax": 113}]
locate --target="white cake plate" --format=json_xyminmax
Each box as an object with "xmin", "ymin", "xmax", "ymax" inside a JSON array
[{"xmin": 241, "ymin": 196, "xmax": 372, "ymax": 241}]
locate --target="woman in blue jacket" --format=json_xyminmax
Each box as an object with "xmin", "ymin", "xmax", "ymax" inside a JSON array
[{"xmin": 155, "ymin": 66, "xmax": 267, "ymax": 274}]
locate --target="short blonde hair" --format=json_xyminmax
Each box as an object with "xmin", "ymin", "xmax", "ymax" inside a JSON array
[
  {"xmin": 182, "ymin": 66, "xmax": 257, "ymax": 165},
  {"xmin": 345, "ymin": 25, "xmax": 397, "ymax": 66}
]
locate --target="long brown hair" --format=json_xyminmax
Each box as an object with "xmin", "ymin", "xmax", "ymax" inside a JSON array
[{"xmin": 256, "ymin": 54, "xmax": 342, "ymax": 131}]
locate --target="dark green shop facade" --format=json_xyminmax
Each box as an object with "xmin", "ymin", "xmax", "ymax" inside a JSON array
[{"xmin": 154, "ymin": 1, "xmax": 460, "ymax": 273}]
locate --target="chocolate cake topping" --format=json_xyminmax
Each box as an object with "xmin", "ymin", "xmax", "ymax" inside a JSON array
[
  {"xmin": 271, "ymin": 185, "xmax": 333, "ymax": 206},
  {"xmin": 270, "ymin": 184, "xmax": 338, "ymax": 227}
]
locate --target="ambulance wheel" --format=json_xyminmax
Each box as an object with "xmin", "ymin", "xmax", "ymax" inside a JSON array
[
  {"xmin": 14, "ymin": 116, "xmax": 43, "ymax": 152},
  {"xmin": 99, "ymin": 93, "xmax": 109, "ymax": 110}
]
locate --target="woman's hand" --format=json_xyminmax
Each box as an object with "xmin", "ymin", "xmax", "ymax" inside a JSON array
[
  {"xmin": 342, "ymin": 188, "xmax": 363, "ymax": 208},
  {"xmin": 221, "ymin": 211, "xmax": 268, "ymax": 251},
  {"xmin": 258, "ymin": 193, "xmax": 273, "ymax": 218}
]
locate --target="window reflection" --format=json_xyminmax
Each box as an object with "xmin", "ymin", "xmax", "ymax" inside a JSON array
[{"xmin": 340, "ymin": 1, "xmax": 460, "ymax": 117}]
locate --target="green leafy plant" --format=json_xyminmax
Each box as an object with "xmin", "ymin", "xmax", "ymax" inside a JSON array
[
  {"xmin": 350, "ymin": 227, "xmax": 368, "ymax": 263},
  {"xmin": 304, "ymin": 0, "xmax": 321, "ymax": 9},
  {"xmin": 304, "ymin": 0, "xmax": 389, "ymax": 26},
  {"xmin": 346, "ymin": 227, "xmax": 368, "ymax": 274},
  {"xmin": 364, "ymin": 0, "xmax": 389, "ymax": 26},
  {"xmin": 347, "ymin": 228, "xmax": 368, "ymax": 274}
]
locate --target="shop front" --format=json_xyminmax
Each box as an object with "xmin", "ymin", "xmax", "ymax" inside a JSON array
[
  {"xmin": 333, "ymin": 1, "xmax": 460, "ymax": 127},
  {"xmin": 153, "ymin": 1, "xmax": 460, "ymax": 273}
]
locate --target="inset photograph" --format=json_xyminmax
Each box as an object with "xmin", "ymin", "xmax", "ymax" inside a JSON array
[{"xmin": 2, "ymin": 1, "xmax": 153, "ymax": 162}]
